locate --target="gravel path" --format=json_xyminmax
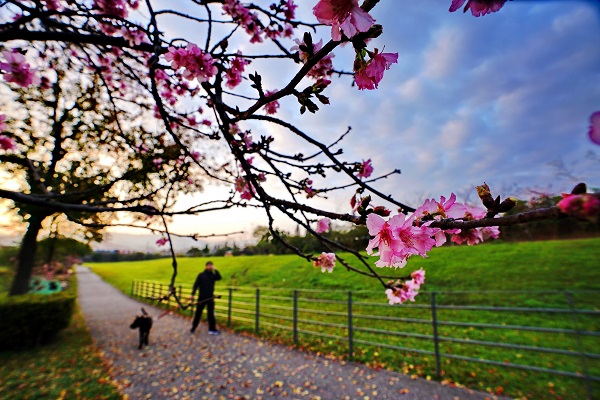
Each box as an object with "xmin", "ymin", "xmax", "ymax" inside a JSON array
[{"xmin": 77, "ymin": 266, "xmax": 504, "ymax": 400}]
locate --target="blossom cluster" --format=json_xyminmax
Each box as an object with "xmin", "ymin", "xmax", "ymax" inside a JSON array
[
  {"xmin": 367, "ymin": 193, "xmax": 500, "ymax": 271},
  {"xmin": 0, "ymin": 50, "xmax": 40, "ymax": 88},
  {"xmin": 223, "ymin": 0, "xmax": 295, "ymax": 43},
  {"xmin": 313, "ymin": 252, "xmax": 336, "ymax": 273},
  {"xmin": 385, "ymin": 268, "xmax": 425, "ymax": 305},
  {"xmin": 557, "ymin": 193, "xmax": 600, "ymax": 223},
  {"xmin": 164, "ymin": 44, "xmax": 217, "ymax": 83}
]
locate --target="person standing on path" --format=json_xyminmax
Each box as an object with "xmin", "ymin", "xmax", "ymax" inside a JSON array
[{"xmin": 190, "ymin": 261, "xmax": 222, "ymax": 335}]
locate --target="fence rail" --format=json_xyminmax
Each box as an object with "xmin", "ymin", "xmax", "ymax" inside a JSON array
[{"xmin": 131, "ymin": 280, "xmax": 600, "ymax": 399}]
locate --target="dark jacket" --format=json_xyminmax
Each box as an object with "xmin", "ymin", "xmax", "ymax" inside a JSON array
[{"xmin": 192, "ymin": 269, "xmax": 222, "ymax": 299}]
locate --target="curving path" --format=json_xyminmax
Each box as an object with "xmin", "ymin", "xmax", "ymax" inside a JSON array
[{"xmin": 77, "ymin": 266, "xmax": 505, "ymax": 400}]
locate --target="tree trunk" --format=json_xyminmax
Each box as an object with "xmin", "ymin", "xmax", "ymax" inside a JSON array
[{"xmin": 9, "ymin": 213, "xmax": 47, "ymax": 296}]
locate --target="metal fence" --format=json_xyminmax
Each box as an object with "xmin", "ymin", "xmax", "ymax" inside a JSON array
[{"xmin": 132, "ymin": 280, "xmax": 600, "ymax": 399}]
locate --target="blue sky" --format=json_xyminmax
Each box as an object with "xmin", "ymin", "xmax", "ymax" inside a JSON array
[
  {"xmin": 132, "ymin": 1, "xmax": 600, "ymax": 243},
  {"xmin": 290, "ymin": 1, "xmax": 600, "ymax": 202}
]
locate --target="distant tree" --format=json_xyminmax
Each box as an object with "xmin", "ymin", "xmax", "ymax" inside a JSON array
[{"xmin": 1, "ymin": 53, "xmax": 205, "ymax": 295}]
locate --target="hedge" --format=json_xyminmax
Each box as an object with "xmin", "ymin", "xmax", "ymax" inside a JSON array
[{"xmin": 0, "ymin": 275, "xmax": 76, "ymax": 350}]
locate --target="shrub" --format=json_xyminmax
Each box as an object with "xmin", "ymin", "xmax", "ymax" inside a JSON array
[{"xmin": 0, "ymin": 275, "xmax": 76, "ymax": 350}]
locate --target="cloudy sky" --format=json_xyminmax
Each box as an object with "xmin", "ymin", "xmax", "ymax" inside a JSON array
[{"xmin": 118, "ymin": 1, "xmax": 600, "ymax": 246}]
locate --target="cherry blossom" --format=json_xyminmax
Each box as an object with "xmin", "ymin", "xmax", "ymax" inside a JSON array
[
  {"xmin": 557, "ymin": 193, "xmax": 600, "ymax": 222},
  {"xmin": 0, "ymin": 114, "xmax": 6, "ymax": 132},
  {"xmin": 263, "ymin": 90, "xmax": 280, "ymax": 114},
  {"xmin": 0, "ymin": 50, "xmax": 40, "ymax": 88},
  {"xmin": 316, "ymin": 218, "xmax": 331, "ymax": 233},
  {"xmin": 411, "ymin": 268, "xmax": 426, "ymax": 286},
  {"xmin": 355, "ymin": 51, "xmax": 398, "ymax": 90},
  {"xmin": 313, "ymin": 0, "xmax": 375, "ymax": 41},
  {"xmin": 589, "ymin": 110, "xmax": 600, "ymax": 145},
  {"xmin": 449, "ymin": 0, "xmax": 508, "ymax": 17},
  {"xmin": 235, "ymin": 177, "xmax": 255, "ymax": 200},
  {"xmin": 0, "ymin": 135, "xmax": 16, "ymax": 151},
  {"xmin": 225, "ymin": 54, "xmax": 250, "ymax": 89},
  {"xmin": 366, "ymin": 213, "xmax": 437, "ymax": 269},
  {"xmin": 164, "ymin": 44, "xmax": 217, "ymax": 83},
  {"xmin": 94, "ymin": 0, "xmax": 137, "ymax": 18},
  {"xmin": 413, "ymin": 193, "xmax": 467, "ymax": 245},
  {"xmin": 121, "ymin": 27, "xmax": 148, "ymax": 46},
  {"xmin": 156, "ymin": 237, "xmax": 169, "ymax": 246},
  {"xmin": 313, "ymin": 252, "xmax": 336, "ymax": 273},
  {"xmin": 357, "ymin": 159, "xmax": 373, "ymax": 179},
  {"xmin": 223, "ymin": 0, "xmax": 264, "ymax": 42}
]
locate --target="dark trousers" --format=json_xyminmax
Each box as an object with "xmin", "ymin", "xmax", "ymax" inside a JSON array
[{"xmin": 192, "ymin": 297, "xmax": 216, "ymax": 332}]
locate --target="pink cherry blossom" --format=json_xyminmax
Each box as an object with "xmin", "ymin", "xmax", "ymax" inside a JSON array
[
  {"xmin": 263, "ymin": 90, "xmax": 280, "ymax": 114},
  {"xmin": 0, "ymin": 135, "xmax": 17, "ymax": 151},
  {"xmin": 355, "ymin": 51, "xmax": 398, "ymax": 90},
  {"xmin": 413, "ymin": 194, "xmax": 467, "ymax": 227},
  {"xmin": 223, "ymin": 0, "xmax": 264, "ymax": 42},
  {"xmin": 411, "ymin": 268, "xmax": 426, "ymax": 286},
  {"xmin": 449, "ymin": 0, "xmax": 508, "ymax": 17},
  {"xmin": 0, "ymin": 50, "xmax": 40, "ymax": 88},
  {"xmin": 313, "ymin": 0, "xmax": 375, "ymax": 41},
  {"xmin": 42, "ymin": 0, "xmax": 63, "ymax": 11},
  {"xmin": 94, "ymin": 0, "xmax": 130, "ymax": 18},
  {"xmin": 589, "ymin": 111, "xmax": 600, "ymax": 145},
  {"xmin": 316, "ymin": 218, "xmax": 331, "ymax": 233},
  {"xmin": 282, "ymin": 0, "xmax": 298, "ymax": 20},
  {"xmin": 164, "ymin": 44, "xmax": 217, "ymax": 83},
  {"xmin": 121, "ymin": 27, "xmax": 148, "ymax": 46},
  {"xmin": 156, "ymin": 237, "xmax": 169, "ymax": 246},
  {"xmin": 235, "ymin": 177, "xmax": 255, "ymax": 200},
  {"xmin": 557, "ymin": 193, "xmax": 600, "ymax": 222},
  {"xmin": 357, "ymin": 159, "xmax": 373, "ymax": 179},
  {"xmin": 225, "ymin": 54, "xmax": 250, "ymax": 89},
  {"xmin": 313, "ymin": 252, "xmax": 336, "ymax": 273},
  {"xmin": 366, "ymin": 213, "xmax": 437, "ymax": 269},
  {"xmin": 153, "ymin": 158, "xmax": 163, "ymax": 166}
]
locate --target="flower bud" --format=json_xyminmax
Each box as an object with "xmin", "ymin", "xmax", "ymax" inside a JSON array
[
  {"xmin": 498, "ymin": 197, "xmax": 517, "ymax": 213},
  {"xmin": 476, "ymin": 182, "xmax": 494, "ymax": 208},
  {"xmin": 372, "ymin": 206, "xmax": 391, "ymax": 217}
]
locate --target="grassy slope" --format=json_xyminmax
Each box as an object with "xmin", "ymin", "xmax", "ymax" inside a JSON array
[
  {"xmin": 89, "ymin": 238, "xmax": 600, "ymax": 295},
  {"xmin": 87, "ymin": 238, "xmax": 600, "ymax": 400}
]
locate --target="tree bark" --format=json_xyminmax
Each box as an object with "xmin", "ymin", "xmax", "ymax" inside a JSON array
[{"xmin": 9, "ymin": 213, "xmax": 47, "ymax": 296}]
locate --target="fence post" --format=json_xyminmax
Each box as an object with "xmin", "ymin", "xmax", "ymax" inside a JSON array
[
  {"xmin": 228, "ymin": 288, "xmax": 233, "ymax": 327},
  {"xmin": 565, "ymin": 291, "xmax": 593, "ymax": 399},
  {"xmin": 348, "ymin": 291, "xmax": 354, "ymax": 361},
  {"xmin": 431, "ymin": 292, "xmax": 442, "ymax": 380},
  {"xmin": 255, "ymin": 288, "xmax": 260, "ymax": 334},
  {"xmin": 293, "ymin": 290, "xmax": 298, "ymax": 344}
]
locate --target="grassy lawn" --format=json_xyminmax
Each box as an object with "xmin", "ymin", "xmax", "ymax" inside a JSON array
[
  {"xmin": 0, "ymin": 268, "xmax": 122, "ymax": 400},
  {"xmin": 88, "ymin": 237, "xmax": 600, "ymax": 400}
]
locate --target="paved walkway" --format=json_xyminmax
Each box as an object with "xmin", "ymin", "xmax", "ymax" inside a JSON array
[{"xmin": 77, "ymin": 266, "xmax": 504, "ymax": 400}]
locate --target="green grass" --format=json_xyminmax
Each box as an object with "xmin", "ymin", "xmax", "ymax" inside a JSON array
[
  {"xmin": 0, "ymin": 267, "xmax": 122, "ymax": 400},
  {"xmin": 88, "ymin": 238, "xmax": 600, "ymax": 400},
  {"xmin": 89, "ymin": 238, "xmax": 600, "ymax": 295},
  {"xmin": 0, "ymin": 306, "xmax": 122, "ymax": 400}
]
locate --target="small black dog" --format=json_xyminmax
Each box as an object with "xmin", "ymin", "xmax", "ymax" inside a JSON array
[{"xmin": 130, "ymin": 308, "xmax": 153, "ymax": 349}]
